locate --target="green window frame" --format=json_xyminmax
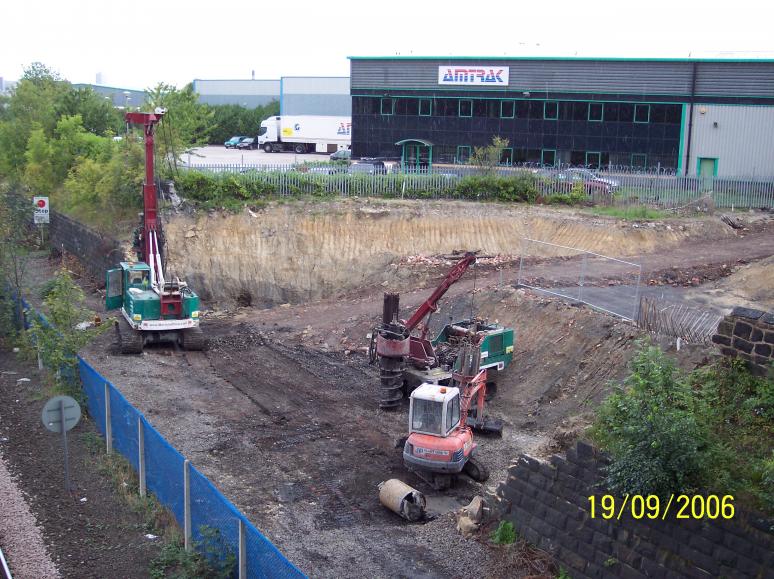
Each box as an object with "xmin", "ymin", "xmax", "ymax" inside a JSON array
[
  {"xmin": 588, "ymin": 102, "xmax": 604, "ymax": 122},
  {"xmin": 459, "ymin": 100, "xmax": 473, "ymax": 117},
  {"xmin": 456, "ymin": 145, "xmax": 471, "ymax": 164},
  {"xmin": 544, "ymin": 101, "xmax": 559, "ymax": 120},
  {"xmin": 541, "ymin": 149, "xmax": 556, "ymax": 166},
  {"xmin": 380, "ymin": 97, "xmax": 394, "ymax": 115},
  {"xmin": 585, "ymin": 152, "xmax": 601, "ymax": 167},
  {"xmin": 500, "ymin": 148, "xmax": 513, "ymax": 166},
  {"xmin": 500, "ymin": 100, "xmax": 516, "ymax": 119},
  {"xmin": 631, "ymin": 153, "xmax": 647, "ymax": 168},
  {"xmin": 634, "ymin": 104, "xmax": 650, "ymax": 123},
  {"xmin": 419, "ymin": 98, "xmax": 432, "ymax": 117}
]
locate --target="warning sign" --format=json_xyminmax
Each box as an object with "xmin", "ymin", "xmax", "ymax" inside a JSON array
[{"xmin": 33, "ymin": 196, "xmax": 49, "ymax": 224}]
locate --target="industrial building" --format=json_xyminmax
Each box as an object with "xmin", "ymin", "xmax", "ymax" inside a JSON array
[
  {"xmin": 192, "ymin": 79, "xmax": 280, "ymax": 108},
  {"xmin": 349, "ymin": 56, "xmax": 774, "ymax": 176},
  {"xmin": 192, "ymin": 77, "xmax": 350, "ymax": 116},
  {"xmin": 72, "ymin": 84, "xmax": 146, "ymax": 108}
]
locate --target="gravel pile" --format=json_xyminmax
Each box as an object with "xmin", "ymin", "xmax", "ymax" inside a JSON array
[{"xmin": 0, "ymin": 450, "xmax": 61, "ymax": 579}]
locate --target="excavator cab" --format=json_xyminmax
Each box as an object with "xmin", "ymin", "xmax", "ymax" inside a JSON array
[{"xmin": 408, "ymin": 384, "xmax": 461, "ymax": 437}]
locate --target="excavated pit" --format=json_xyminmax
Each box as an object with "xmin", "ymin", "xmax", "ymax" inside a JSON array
[{"xmin": 161, "ymin": 200, "xmax": 733, "ymax": 305}]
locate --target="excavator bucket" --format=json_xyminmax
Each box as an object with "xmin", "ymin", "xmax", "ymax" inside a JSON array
[{"xmin": 467, "ymin": 415, "xmax": 504, "ymax": 436}]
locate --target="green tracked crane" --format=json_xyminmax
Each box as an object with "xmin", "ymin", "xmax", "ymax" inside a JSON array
[{"xmin": 105, "ymin": 109, "xmax": 204, "ymax": 353}]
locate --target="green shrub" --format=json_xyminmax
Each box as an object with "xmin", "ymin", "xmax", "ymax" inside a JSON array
[
  {"xmin": 490, "ymin": 520, "xmax": 517, "ymax": 544},
  {"xmin": 591, "ymin": 344, "xmax": 774, "ymax": 514},
  {"xmin": 455, "ymin": 173, "xmax": 538, "ymax": 202},
  {"xmin": 590, "ymin": 343, "xmax": 710, "ymax": 497}
]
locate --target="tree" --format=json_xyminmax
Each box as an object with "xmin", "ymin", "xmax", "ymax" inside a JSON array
[
  {"xmin": 0, "ymin": 191, "xmax": 33, "ymax": 334},
  {"xmin": 469, "ymin": 136, "xmax": 510, "ymax": 176},
  {"xmin": 145, "ymin": 83, "xmax": 214, "ymax": 173}
]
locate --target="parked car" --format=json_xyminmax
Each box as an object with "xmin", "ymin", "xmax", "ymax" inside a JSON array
[
  {"xmin": 562, "ymin": 168, "xmax": 619, "ymax": 192},
  {"xmin": 224, "ymin": 136, "xmax": 248, "ymax": 149},
  {"xmin": 535, "ymin": 167, "xmax": 618, "ymax": 195},
  {"xmin": 236, "ymin": 137, "xmax": 258, "ymax": 150},
  {"xmin": 330, "ymin": 148, "xmax": 352, "ymax": 161},
  {"xmin": 349, "ymin": 161, "xmax": 388, "ymax": 175}
]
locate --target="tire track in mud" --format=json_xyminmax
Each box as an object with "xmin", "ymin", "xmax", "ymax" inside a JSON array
[{"xmin": 178, "ymin": 335, "xmax": 446, "ymax": 578}]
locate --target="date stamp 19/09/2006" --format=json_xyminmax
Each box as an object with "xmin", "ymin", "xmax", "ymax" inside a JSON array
[{"xmin": 588, "ymin": 494, "xmax": 735, "ymax": 521}]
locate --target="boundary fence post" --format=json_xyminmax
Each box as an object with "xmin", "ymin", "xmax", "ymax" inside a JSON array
[
  {"xmin": 238, "ymin": 518, "xmax": 246, "ymax": 579},
  {"xmin": 138, "ymin": 417, "xmax": 146, "ymax": 498},
  {"xmin": 184, "ymin": 459, "xmax": 191, "ymax": 551},
  {"xmin": 104, "ymin": 382, "xmax": 112, "ymax": 455}
]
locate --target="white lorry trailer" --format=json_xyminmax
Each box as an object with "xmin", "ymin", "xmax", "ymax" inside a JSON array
[{"xmin": 257, "ymin": 115, "xmax": 351, "ymax": 154}]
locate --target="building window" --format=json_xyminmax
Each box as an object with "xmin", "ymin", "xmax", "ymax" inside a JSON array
[
  {"xmin": 588, "ymin": 102, "xmax": 604, "ymax": 122},
  {"xmin": 631, "ymin": 153, "xmax": 647, "ymax": 168},
  {"xmin": 459, "ymin": 100, "xmax": 473, "ymax": 117},
  {"xmin": 501, "ymin": 100, "xmax": 515, "ymax": 119},
  {"xmin": 419, "ymin": 98, "xmax": 432, "ymax": 116},
  {"xmin": 586, "ymin": 152, "xmax": 601, "ymax": 168},
  {"xmin": 634, "ymin": 104, "xmax": 650, "ymax": 123},
  {"xmin": 541, "ymin": 149, "xmax": 556, "ymax": 166},
  {"xmin": 381, "ymin": 98, "xmax": 394, "ymax": 115},
  {"xmin": 544, "ymin": 101, "xmax": 559, "ymax": 120},
  {"xmin": 457, "ymin": 145, "xmax": 471, "ymax": 164},
  {"xmin": 500, "ymin": 148, "xmax": 513, "ymax": 166}
]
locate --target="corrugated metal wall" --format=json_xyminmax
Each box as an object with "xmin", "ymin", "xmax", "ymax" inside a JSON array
[
  {"xmin": 282, "ymin": 95, "xmax": 351, "ymax": 116},
  {"xmin": 351, "ymin": 59, "xmax": 774, "ymax": 99},
  {"xmin": 193, "ymin": 79, "xmax": 280, "ymax": 96},
  {"xmin": 281, "ymin": 77, "xmax": 351, "ymax": 115},
  {"xmin": 688, "ymin": 104, "xmax": 774, "ymax": 177},
  {"xmin": 193, "ymin": 79, "xmax": 279, "ymax": 107}
]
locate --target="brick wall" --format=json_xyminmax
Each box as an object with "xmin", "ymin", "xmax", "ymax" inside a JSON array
[
  {"xmin": 49, "ymin": 210, "xmax": 124, "ymax": 286},
  {"xmin": 712, "ymin": 307, "xmax": 774, "ymax": 376},
  {"xmin": 495, "ymin": 441, "xmax": 774, "ymax": 578}
]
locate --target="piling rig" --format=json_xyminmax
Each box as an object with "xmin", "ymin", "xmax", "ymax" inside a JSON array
[
  {"xmin": 370, "ymin": 252, "xmax": 514, "ymax": 409},
  {"xmin": 104, "ymin": 109, "xmax": 204, "ymax": 353}
]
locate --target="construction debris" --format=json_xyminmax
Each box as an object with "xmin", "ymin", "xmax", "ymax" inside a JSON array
[{"xmin": 456, "ymin": 496, "xmax": 489, "ymax": 537}]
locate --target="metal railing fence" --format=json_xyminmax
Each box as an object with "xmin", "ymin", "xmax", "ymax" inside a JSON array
[{"xmin": 182, "ymin": 163, "xmax": 774, "ymax": 209}]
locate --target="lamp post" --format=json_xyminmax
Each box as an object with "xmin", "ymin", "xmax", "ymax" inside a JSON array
[{"xmin": 123, "ymin": 90, "xmax": 131, "ymax": 109}]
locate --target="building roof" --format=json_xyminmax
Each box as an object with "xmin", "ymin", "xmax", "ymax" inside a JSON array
[{"xmin": 348, "ymin": 55, "xmax": 774, "ymax": 63}]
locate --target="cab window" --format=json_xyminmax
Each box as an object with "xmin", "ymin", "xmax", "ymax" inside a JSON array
[
  {"xmin": 445, "ymin": 394, "xmax": 461, "ymax": 434},
  {"xmin": 412, "ymin": 399, "xmax": 443, "ymax": 435}
]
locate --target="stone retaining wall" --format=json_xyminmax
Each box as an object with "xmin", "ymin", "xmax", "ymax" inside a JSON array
[
  {"xmin": 495, "ymin": 441, "xmax": 773, "ymax": 578},
  {"xmin": 711, "ymin": 306, "xmax": 774, "ymax": 376},
  {"xmin": 49, "ymin": 210, "xmax": 123, "ymax": 286}
]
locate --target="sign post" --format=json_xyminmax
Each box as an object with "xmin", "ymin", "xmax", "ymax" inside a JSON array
[
  {"xmin": 33, "ymin": 196, "xmax": 49, "ymax": 246},
  {"xmin": 42, "ymin": 395, "xmax": 81, "ymax": 491}
]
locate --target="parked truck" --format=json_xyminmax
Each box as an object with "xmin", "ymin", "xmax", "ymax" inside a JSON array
[{"xmin": 257, "ymin": 115, "xmax": 351, "ymax": 154}]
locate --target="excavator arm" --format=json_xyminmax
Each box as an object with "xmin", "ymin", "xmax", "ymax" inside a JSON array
[{"xmin": 403, "ymin": 252, "xmax": 477, "ymax": 333}]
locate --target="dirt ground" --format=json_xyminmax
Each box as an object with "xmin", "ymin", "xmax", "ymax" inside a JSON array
[
  {"xmin": 11, "ymin": 210, "xmax": 774, "ymax": 578},
  {"xmin": 0, "ymin": 350, "xmax": 163, "ymax": 578}
]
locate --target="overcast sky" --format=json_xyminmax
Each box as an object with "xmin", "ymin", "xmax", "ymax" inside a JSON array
[{"xmin": 2, "ymin": 0, "xmax": 773, "ymax": 90}]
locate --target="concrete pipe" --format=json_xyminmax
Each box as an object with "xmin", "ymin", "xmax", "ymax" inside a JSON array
[{"xmin": 378, "ymin": 479, "xmax": 426, "ymax": 522}]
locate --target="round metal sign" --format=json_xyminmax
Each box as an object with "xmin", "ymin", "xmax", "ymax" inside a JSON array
[{"xmin": 41, "ymin": 395, "xmax": 81, "ymax": 433}]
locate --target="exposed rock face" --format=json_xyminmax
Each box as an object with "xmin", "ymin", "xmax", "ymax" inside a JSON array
[{"xmin": 160, "ymin": 200, "xmax": 728, "ymax": 306}]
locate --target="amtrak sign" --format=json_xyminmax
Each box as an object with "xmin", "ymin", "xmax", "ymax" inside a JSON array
[{"xmin": 438, "ymin": 66, "xmax": 509, "ymax": 86}]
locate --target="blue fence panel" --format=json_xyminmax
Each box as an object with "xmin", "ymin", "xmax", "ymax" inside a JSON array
[
  {"xmin": 78, "ymin": 358, "xmax": 107, "ymax": 435},
  {"xmin": 143, "ymin": 420, "xmax": 186, "ymax": 523},
  {"xmin": 245, "ymin": 520, "xmax": 305, "ymax": 579},
  {"xmin": 109, "ymin": 385, "xmax": 141, "ymax": 471},
  {"xmin": 11, "ymin": 295, "xmax": 304, "ymax": 578},
  {"xmin": 189, "ymin": 466, "xmax": 241, "ymax": 572}
]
